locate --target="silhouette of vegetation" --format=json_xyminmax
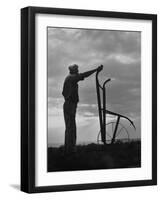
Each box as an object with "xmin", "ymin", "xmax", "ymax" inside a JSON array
[{"xmin": 48, "ymin": 140, "xmax": 141, "ymax": 172}]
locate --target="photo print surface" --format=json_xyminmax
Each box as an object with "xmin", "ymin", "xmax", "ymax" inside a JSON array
[{"xmin": 47, "ymin": 27, "xmax": 141, "ymax": 172}]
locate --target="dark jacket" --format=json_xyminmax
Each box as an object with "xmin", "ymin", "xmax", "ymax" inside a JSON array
[{"xmin": 62, "ymin": 73, "xmax": 84, "ymax": 103}]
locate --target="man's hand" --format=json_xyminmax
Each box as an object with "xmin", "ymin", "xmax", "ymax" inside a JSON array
[
  {"xmin": 97, "ymin": 65, "xmax": 103, "ymax": 72},
  {"xmin": 82, "ymin": 65, "xmax": 103, "ymax": 78}
]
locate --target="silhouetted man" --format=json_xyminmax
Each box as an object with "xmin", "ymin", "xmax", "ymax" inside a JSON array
[{"xmin": 62, "ymin": 64, "xmax": 103, "ymax": 154}]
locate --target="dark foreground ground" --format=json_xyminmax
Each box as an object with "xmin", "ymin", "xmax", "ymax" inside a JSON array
[{"xmin": 48, "ymin": 140, "xmax": 141, "ymax": 172}]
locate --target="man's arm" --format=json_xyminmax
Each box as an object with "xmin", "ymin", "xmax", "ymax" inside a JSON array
[{"xmin": 82, "ymin": 65, "xmax": 103, "ymax": 78}]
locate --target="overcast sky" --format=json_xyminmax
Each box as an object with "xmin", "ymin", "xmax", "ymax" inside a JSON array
[{"xmin": 47, "ymin": 27, "xmax": 141, "ymax": 146}]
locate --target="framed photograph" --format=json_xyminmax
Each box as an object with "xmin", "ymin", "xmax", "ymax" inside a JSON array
[{"xmin": 21, "ymin": 6, "xmax": 157, "ymax": 193}]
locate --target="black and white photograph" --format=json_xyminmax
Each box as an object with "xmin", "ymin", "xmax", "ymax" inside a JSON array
[
  {"xmin": 47, "ymin": 27, "xmax": 141, "ymax": 172},
  {"xmin": 21, "ymin": 6, "xmax": 157, "ymax": 193}
]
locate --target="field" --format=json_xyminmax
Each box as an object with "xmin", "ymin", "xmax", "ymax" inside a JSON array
[{"xmin": 48, "ymin": 140, "xmax": 141, "ymax": 172}]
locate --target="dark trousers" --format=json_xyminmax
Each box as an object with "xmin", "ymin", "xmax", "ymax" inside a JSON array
[{"xmin": 63, "ymin": 101, "xmax": 77, "ymax": 154}]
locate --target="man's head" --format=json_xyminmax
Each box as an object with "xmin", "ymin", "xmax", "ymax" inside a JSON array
[{"xmin": 68, "ymin": 64, "xmax": 79, "ymax": 74}]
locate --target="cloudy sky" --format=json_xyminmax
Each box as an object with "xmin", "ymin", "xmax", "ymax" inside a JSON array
[{"xmin": 47, "ymin": 27, "xmax": 141, "ymax": 146}]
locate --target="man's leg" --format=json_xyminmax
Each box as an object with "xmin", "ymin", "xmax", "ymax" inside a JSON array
[
  {"xmin": 63, "ymin": 102, "xmax": 77, "ymax": 154},
  {"xmin": 70, "ymin": 115, "xmax": 76, "ymax": 152},
  {"xmin": 70, "ymin": 103, "xmax": 77, "ymax": 152},
  {"xmin": 63, "ymin": 102, "xmax": 71, "ymax": 154}
]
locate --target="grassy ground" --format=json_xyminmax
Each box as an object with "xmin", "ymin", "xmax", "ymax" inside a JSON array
[{"xmin": 48, "ymin": 140, "xmax": 141, "ymax": 172}]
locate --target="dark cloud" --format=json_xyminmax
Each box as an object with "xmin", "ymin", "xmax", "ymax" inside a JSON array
[{"xmin": 47, "ymin": 27, "xmax": 140, "ymax": 77}]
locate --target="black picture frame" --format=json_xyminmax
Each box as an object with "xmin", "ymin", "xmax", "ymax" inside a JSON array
[{"xmin": 21, "ymin": 6, "xmax": 157, "ymax": 193}]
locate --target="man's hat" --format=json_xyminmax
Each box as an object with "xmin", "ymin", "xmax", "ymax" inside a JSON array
[{"xmin": 68, "ymin": 64, "xmax": 78, "ymax": 72}]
